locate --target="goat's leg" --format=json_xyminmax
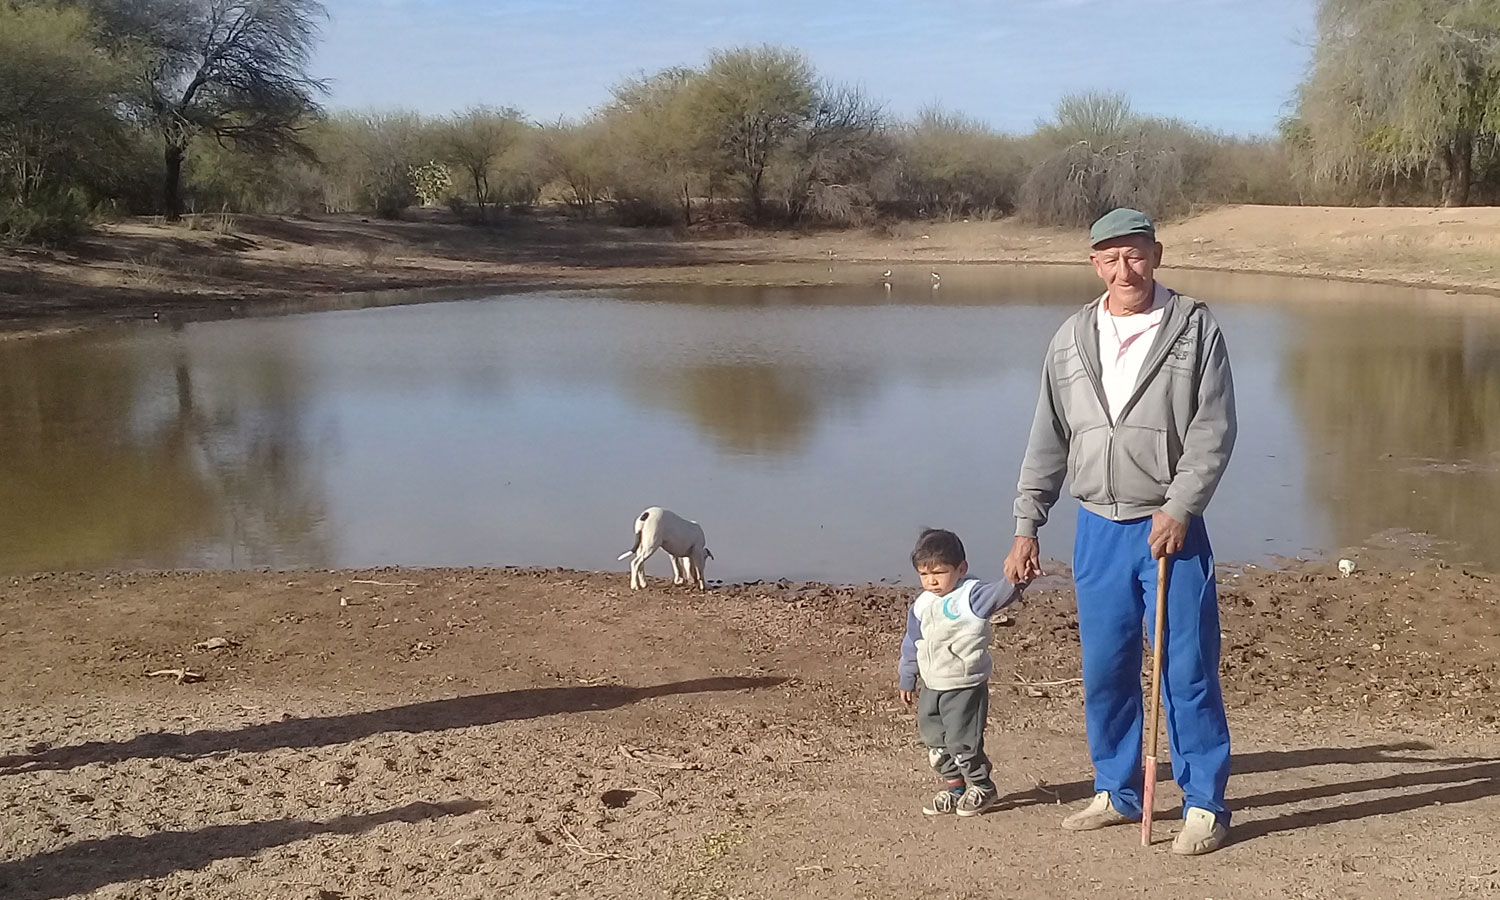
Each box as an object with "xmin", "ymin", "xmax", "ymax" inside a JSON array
[
  {"xmin": 690, "ymin": 548, "xmax": 707, "ymax": 590},
  {"xmin": 631, "ymin": 544, "xmax": 659, "ymax": 590}
]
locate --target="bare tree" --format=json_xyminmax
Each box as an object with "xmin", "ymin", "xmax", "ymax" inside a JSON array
[
  {"xmin": 538, "ymin": 119, "xmax": 612, "ymax": 215},
  {"xmin": 91, "ymin": 0, "xmax": 328, "ymax": 218},
  {"xmin": 1020, "ymin": 93, "xmax": 1187, "ymax": 226},
  {"xmin": 688, "ymin": 45, "xmax": 817, "ymax": 222},
  {"xmin": 442, "ymin": 105, "xmax": 524, "ymax": 218},
  {"xmin": 311, "ymin": 111, "xmax": 437, "ymax": 218},
  {"xmin": 891, "ymin": 106, "xmax": 1026, "ymax": 219},
  {"xmin": 783, "ymin": 84, "xmax": 890, "ymax": 225}
]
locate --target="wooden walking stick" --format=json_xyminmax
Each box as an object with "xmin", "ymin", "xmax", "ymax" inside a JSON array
[{"xmin": 1142, "ymin": 554, "xmax": 1170, "ymax": 847}]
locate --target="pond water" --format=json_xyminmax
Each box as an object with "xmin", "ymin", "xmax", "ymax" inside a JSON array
[{"xmin": 5, "ymin": 264, "xmax": 1500, "ymax": 583}]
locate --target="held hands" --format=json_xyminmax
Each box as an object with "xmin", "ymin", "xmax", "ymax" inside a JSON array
[
  {"xmin": 1004, "ymin": 536, "xmax": 1042, "ymax": 585},
  {"xmin": 1148, "ymin": 509, "xmax": 1188, "ymax": 559}
]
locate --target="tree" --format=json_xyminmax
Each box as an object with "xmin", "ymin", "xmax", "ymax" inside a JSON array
[
  {"xmin": 90, "ymin": 0, "xmax": 329, "ymax": 218},
  {"xmin": 442, "ymin": 105, "xmax": 524, "ymax": 217},
  {"xmin": 1295, "ymin": 0, "xmax": 1500, "ymax": 206},
  {"xmin": 688, "ymin": 46, "xmax": 817, "ymax": 221},
  {"xmin": 311, "ymin": 111, "xmax": 437, "ymax": 217},
  {"xmin": 538, "ymin": 119, "xmax": 612, "ymax": 215},
  {"xmin": 1019, "ymin": 92, "xmax": 1187, "ymax": 226},
  {"xmin": 782, "ymin": 84, "xmax": 889, "ymax": 225},
  {"xmin": 0, "ymin": 2, "xmax": 129, "ymax": 241},
  {"xmin": 604, "ymin": 67, "xmax": 709, "ymax": 225},
  {"xmin": 894, "ymin": 106, "xmax": 1022, "ymax": 219}
]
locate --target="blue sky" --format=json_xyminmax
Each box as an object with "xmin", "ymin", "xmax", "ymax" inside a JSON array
[{"xmin": 313, "ymin": 0, "xmax": 1316, "ymax": 137}]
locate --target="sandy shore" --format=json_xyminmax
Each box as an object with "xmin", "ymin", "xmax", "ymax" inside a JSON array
[
  {"xmin": 2, "ymin": 557, "xmax": 1498, "ymax": 899},
  {"xmin": 4, "ymin": 204, "xmax": 1500, "ymax": 335}
]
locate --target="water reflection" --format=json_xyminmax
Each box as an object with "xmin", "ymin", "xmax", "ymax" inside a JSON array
[
  {"xmin": 1283, "ymin": 305, "xmax": 1500, "ymax": 566},
  {"xmin": 628, "ymin": 363, "xmax": 877, "ymax": 456},
  {"xmin": 3, "ymin": 269, "xmax": 1500, "ymax": 580},
  {"xmin": 0, "ymin": 330, "xmax": 330, "ymax": 573}
]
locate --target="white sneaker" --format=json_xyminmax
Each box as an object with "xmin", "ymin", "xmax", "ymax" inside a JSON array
[
  {"xmin": 1061, "ymin": 791, "xmax": 1136, "ymax": 831},
  {"xmin": 1172, "ymin": 807, "xmax": 1229, "ymax": 855}
]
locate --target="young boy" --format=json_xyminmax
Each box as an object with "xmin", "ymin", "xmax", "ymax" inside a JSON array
[{"xmin": 898, "ymin": 528, "xmax": 1023, "ymax": 816}]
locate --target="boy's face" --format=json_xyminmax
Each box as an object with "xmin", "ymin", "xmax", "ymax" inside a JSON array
[{"xmin": 917, "ymin": 560, "xmax": 968, "ymax": 596}]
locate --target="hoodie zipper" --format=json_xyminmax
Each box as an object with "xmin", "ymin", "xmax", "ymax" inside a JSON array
[
  {"xmin": 1074, "ymin": 327, "xmax": 1120, "ymax": 509},
  {"xmin": 1078, "ymin": 291, "xmax": 1196, "ymax": 513}
]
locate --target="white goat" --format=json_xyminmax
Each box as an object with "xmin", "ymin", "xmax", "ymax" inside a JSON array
[{"xmin": 616, "ymin": 507, "xmax": 713, "ymax": 590}]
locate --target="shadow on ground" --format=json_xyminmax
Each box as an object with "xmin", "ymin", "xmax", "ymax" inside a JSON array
[
  {"xmin": 0, "ymin": 676, "xmax": 783, "ymax": 774},
  {"xmin": 994, "ymin": 741, "xmax": 1500, "ymax": 847},
  {"xmin": 0, "ymin": 799, "xmax": 488, "ymax": 900}
]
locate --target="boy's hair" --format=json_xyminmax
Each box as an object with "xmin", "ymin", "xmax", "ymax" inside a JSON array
[{"xmin": 911, "ymin": 528, "xmax": 966, "ymax": 570}]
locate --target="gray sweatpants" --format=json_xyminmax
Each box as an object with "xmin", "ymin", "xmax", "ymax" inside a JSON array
[{"xmin": 916, "ymin": 684, "xmax": 993, "ymax": 789}]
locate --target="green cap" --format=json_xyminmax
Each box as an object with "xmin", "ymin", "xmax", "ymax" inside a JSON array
[{"xmin": 1089, "ymin": 208, "xmax": 1156, "ymax": 247}]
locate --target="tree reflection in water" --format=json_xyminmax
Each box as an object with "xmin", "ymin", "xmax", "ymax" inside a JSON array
[
  {"xmin": 1284, "ymin": 305, "xmax": 1500, "ymax": 568},
  {"xmin": 627, "ymin": 362, "xmax": 876, "ymax": 456},
  {"xmin": 0, "ymin": 330, "xmax": 330, "ymax": 573}
]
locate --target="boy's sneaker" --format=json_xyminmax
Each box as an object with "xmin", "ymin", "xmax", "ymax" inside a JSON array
[
  {"xmin": 955, "ymin": 785, "xmax": 999, "ymax": 817},
  {"xmin": 922, "ymin": 788, "xmax": 964, "ymax": 816}
]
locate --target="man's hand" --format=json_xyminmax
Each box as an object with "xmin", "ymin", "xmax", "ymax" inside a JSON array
[
  {"xmin": 1005, "ymin": 536, "xmax": 1042, "ymax": 584},
  {"xmin": 1148, "ymin": 509, "xmax": 1188, "ymax": 559},
  {"xmin": 899, "ymin": 689, "xmax": 916, "ymax": 707}
]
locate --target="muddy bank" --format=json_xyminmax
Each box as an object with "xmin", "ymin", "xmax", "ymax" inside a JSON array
[
  {"xmin": 5, "ymin": 204, "xmax": 1500, "ymax": 336},
  {"xmin": 4, "ymin": 558, "xmax": 1497, "ymax": 724},
  {"xmin": 2, "ymin": 558, "xmax": 1499, "ymax": 899}
]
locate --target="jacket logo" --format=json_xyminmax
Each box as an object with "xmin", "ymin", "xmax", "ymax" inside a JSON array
[{"xmin": 941, "ymin": 597, "xmax": 962, "ymax": 620}]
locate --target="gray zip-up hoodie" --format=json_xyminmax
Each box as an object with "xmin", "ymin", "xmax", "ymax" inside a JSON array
[{"xmin": 1014, "ymin": 286, "xmax": 1236, "ymax": 535}]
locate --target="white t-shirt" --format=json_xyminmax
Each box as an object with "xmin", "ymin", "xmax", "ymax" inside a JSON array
[{"xmin": 1096, "ymin": 282, "xmax": 1169, "ymax": 421}]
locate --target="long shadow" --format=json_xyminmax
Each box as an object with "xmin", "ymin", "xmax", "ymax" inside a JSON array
[
  {"xmin": 0, "ymin": 798, "xmax": 487, "ymax": 900},
  {"xmin": 994, "ymin": 741, "xmax": 1500, "ymax": 845},
  {"xmin": 1232, "ymin": 757, "xmax": 1500, "ymax": 842},
  {"xmin": 1, "ymin": 676, "xmax": 783, "ymax": 775},
  {"xmin": 997, "ymin": 741, "xmax": 1462, "ymax": 809}
]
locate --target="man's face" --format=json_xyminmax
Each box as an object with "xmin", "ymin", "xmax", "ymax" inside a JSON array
[{"xmin": 1089, "ymin": 235, "xmax": 1163, "ymax": 308}]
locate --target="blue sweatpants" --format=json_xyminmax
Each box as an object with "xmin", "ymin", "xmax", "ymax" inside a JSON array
[{"xmin": 1072, "ymin": 508, "xmax": 1231, "ymax": 822}]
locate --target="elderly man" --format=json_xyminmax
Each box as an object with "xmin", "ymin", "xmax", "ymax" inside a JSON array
[{"xmin": 1004, "ymin": 208, "xmax": 1236, "ymax": 856}]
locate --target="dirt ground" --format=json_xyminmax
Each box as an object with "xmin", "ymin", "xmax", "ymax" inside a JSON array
[
  {"xmin": 3, "ymin": 552, "xmax": 1498, "ymax": 900},
  {"xmin": 4, "ymin": 204, "xmax": 1500, "ymax": 335}
]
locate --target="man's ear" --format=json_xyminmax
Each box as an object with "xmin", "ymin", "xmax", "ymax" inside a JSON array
[{"xmin": 1152, "ymin": 241, "xmax": 1164, "ymax": 267}]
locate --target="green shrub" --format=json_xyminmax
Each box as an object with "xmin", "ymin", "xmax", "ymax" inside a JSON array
[{"xmin": 0, "ymin": 188, "xmax": 93, "ymax": 245}]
